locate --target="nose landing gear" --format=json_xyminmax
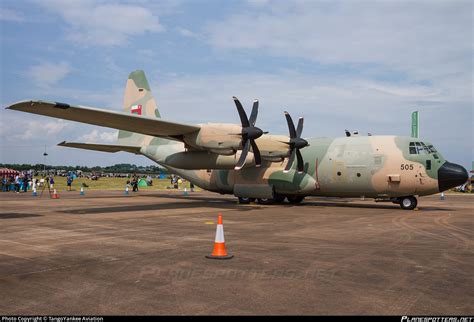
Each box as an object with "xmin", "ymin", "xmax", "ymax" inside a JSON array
[{"xmin": 397, "ymin": 196, "xmax": 418, "ymax": 210}]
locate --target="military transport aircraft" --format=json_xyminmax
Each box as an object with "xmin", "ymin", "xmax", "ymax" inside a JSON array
[{"xmin": 6, "ymin": 70, "xmax": 468, "ymax": 210}]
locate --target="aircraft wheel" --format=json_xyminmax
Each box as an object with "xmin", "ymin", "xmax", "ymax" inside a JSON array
[
  {"xmin": 238, "ymin": 197, "xmax": 251, "ymax": 204},
  {"xmin": 399, "ymin": 196, "xmax": 417, "ymax": 210},
  {"xmin": 287, "ymin": 195, "xmax": 305, "ymax": 204},
  {"xmin": 257, "ymin": 198, "xmax": 275, "ymax": 205}
]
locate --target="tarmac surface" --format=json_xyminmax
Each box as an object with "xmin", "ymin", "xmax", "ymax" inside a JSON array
[{"xmin": 0, "ymin": 190, "xmax": 472, "ymax": 315}]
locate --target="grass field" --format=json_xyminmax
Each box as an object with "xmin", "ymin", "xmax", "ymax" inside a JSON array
[{"xmin": 31, "ymin": 176, "xmax": 197, "ymax": 192}]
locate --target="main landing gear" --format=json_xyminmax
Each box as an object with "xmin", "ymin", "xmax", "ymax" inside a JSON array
[
  {"xmin": 237, "ymin": 195, "xmax": 305, "ymax": 205},
  {"xmin": 394, "ymin": 196, "xmax": 418, "ymax": 210}
]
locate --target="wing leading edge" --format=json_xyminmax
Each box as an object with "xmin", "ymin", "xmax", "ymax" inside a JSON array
[{"xmin": 6, "ymin": 100, "xmax": 200, "ymax": 141}]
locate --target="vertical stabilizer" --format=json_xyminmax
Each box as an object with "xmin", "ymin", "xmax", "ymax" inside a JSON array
[{"xmin": 118, "ymin": 70, "xmax": 161, "ymax": 146}]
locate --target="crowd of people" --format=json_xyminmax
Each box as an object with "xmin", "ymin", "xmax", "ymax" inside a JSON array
[
  {"xmin": 1, "ymin": 172, "xmax": 32, "ymax": 193},
  {"xmin": 0, "ymin": 172, "xmax": 73, "ymax": 194},
  {"xmin": 1, "ymin": 171, "xmax": 194, "ymax": 194},
  {"xmin": 169, "ymin": 174, "xmax": 194, "ymax": 191}
]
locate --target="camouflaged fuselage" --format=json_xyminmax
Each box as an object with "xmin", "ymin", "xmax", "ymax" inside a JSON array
[{"xmin": 141, "ymin": 135, "xmax": 444, "ymax": 198}]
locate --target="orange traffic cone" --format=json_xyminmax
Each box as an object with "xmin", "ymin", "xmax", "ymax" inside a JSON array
[
  {"xmin": 206, "ymin": 214, "xmax": 233, "ymax": 260},
  {"xmin": 52, "ymin": 189, "xmax": 59, "ymax": 199}
]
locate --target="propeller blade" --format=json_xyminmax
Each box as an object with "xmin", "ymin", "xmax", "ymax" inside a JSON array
[
  {"xmin": 296, "ymin": 117, "xmax": 304, "ymax": 138},
  {"xmin": 250, "ymin": 139, "xmax": 261, "ymax": 167},
  {"xmin": 284, "ymin": 111, "xmax": 297, "ymax": 138},
  {"xmin": 296, "ymin": 149, "xmax": 304, "ymax": 173},
  {"xmin": 235, "ymin": 139, "xmax": 250, "ymax": 170},
  {"xmin": 284, "ymin": 149, "xmax": 296, "ymax": 173},
  {"xmin": 233, "ymin": 96, "xmax": 250, "ymax": 128},
  {"xmin": 249, "ymin": 100, "xmax": 259, "ymax": 126}
]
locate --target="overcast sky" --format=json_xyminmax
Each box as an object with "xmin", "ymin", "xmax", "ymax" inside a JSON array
[{"xmin": 0, "ymin": 0, "xmax": 472, "ymax": 170}]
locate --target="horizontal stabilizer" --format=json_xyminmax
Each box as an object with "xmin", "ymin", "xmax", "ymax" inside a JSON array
[
  {"xmin": 58, "ymin": 141, "xmax": 142, "ymax": 154},
  {"xmin": 6, "ymin": 100, "xmax": 200, "ymax": 141}
]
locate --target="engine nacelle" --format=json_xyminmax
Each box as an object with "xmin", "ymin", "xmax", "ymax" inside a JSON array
[
  {"xmin": 181, "ymin": 123, "xmax": 291, "ymax": 161},
  {"xmin": 162, "ymin": 151, "xmax": 255, "ymax": 169},
  {"xmin": 183, "ymin": 123, "xmax": 242, "ymax": 151}
]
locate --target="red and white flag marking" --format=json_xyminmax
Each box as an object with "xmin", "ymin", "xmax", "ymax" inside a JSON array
[{"xmin": 131, "ymin": 104, "xmax": 142, "ymax": 115}]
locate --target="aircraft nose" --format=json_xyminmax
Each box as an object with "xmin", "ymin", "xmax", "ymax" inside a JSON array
[{"xmin": 438, "ymin": 161, "xmax": 469, "ymax": 192}]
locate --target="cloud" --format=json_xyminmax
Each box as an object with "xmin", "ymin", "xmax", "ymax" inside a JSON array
[
  {"xmin": 364, "ymin": 83, "xmax": 439, "ymax": 98},
  {"xmin": 77, "ymin": 129, "xmax": 117, "ymax": 143},
  {"xmin": 247, "ymin": 0, "xmax": 271, "ymax": 6},
  {"xmin": 205, "ymin": 1, "xmax": 471, "ymax": 80},
  {"xmin": 177, "ymin": 27, "xmax": 199, "ymax": 39},
  {"xmin": 155, "ymin": 72, "xmax": 461, "ymax": 128},
  {"xmin": 26, "ymin": 61, "xmax": 71, "ymax": 88},
  {"xmin": 35, "ymin": 0, "xmax": 164, "ymax": 46},
  {"xmin": 4, "ymin": 119, "xmax": 67, "ymax": 141},
  {"xmin": 0, "ymin": 8, "xmax": 26, "ymax": 22}
]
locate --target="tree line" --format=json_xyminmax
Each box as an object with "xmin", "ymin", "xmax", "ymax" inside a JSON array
[{"xmin": 0, "ymin": 163, "xmax": 166, "ymax": 174}]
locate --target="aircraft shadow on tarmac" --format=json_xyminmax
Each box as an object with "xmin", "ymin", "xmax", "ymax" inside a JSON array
[
  {"xmin": 62, "ymin": 200, "xmax": 257, "ymax": 215},
  {"xmin": 144, "ymin": 194, "xmax": 454, "ymax": 211},
  {"xmin": 0, "ymin": 213, "xmax": 43, "ymax": 219},
  {"xmin": 62, "ymin": 193, "xmax": 454, "ymax": 214},
  {"xmin": 302, "ymin": 201, "xmax": 451, "ymax": 211}
]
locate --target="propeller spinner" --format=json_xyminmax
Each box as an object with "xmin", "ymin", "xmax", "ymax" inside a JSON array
[
  {"xmin": 233, "ymin": 96, "xmax": 265, "ymax": 170},
  {"xmin": 283, "ymin": 111, "xmax": 309, "ymax": 173}
]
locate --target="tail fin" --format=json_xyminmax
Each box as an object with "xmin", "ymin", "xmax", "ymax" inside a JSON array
[{"xmin": 118, "ymin": 70, "xmax": 161, "ymax": 146}]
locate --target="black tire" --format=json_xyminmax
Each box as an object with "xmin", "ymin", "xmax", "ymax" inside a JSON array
[
  {"xmin": 287, "ymin": 195, "xmax": 305, "ymax": 204},
  {"xmin": 399, "ymin": 196, "xmax": 417, "ymax": 210},
  {"xmin": 257, "ymin": 198, "xmax": 275, "ymax": 205},
  {"xmin": 238, "ymin": 197, "xmax": 251, "ymax": 204}
]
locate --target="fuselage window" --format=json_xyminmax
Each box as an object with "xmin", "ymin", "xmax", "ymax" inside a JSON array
[
  {"xmin": 426, "ymin": 160, "xmax": 432, "ymax": 170},
  {"xmin": 433, "ymin": 154, "xmax": 439, "ymax": 159}
]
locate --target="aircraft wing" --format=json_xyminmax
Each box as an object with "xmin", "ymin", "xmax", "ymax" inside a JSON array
[
  {"xmin": 6, "ymin": 100, "xmax": 200, "ymax": 140},
  {"xmin": 58, "ymin": 141, "xmax": 142, "ymax": 154}
]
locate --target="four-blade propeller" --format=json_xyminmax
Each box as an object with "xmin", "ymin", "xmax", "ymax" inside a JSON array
[
  {"xmin": 283, "ymin": 111, "xmax": 309, "ymax": 173},
  {"xmin": 232, "ymin": 97, "xmax": 308, "ymax": 173},
  {"xmin": 233, "ymin": 96, "xmax": 265, "ymax": 170}
]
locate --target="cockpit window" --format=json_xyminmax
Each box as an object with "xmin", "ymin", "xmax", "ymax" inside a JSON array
[
  {"xmin": 409, "ymin": 141, "xmax": 438, "ymax": 155},
  {"xmin": 409, "ymin": 142, "xmax": 417, "ymax": 154},
  {"xmin": 427, "ymin": 145, "xmax": 437, "ymax": 153}
]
